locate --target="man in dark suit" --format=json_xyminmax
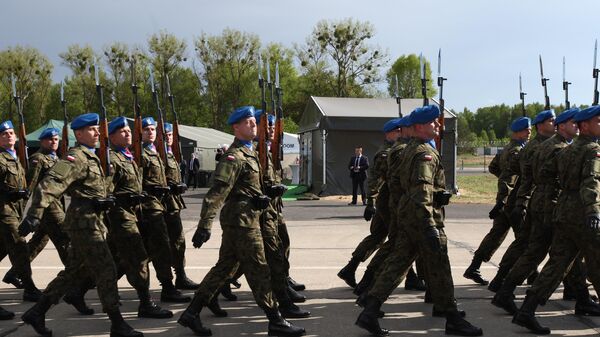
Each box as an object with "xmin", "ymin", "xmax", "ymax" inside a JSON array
[
  {"xmin": 348, "ymin": 146, "xmax": 369, "ymax": 205},
  {"xmin": 187, "ymin": 154, "xmax": 200, "ymax": 189}
]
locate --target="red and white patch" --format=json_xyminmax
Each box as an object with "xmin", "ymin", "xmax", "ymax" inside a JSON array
[
  {"xmin": 66, "ymin": 155, "xmax": 75, "ymax": 162},
  {"xmin": 226, "ymin": 155, "xmax": 235, "ymax": 161},
  {"xmin": 596, "ymin": 152, "xmax": 600, "ymax": 158},
  {"xmin": 423, "ymin": 154, "xmax": 433, "ymax": 161},
  {"xmin": 31, "ymin": 160, "xmax": 38, "ymax": 164}
]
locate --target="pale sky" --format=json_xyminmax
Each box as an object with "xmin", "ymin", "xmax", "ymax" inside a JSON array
[{"xmin": 1, "ymin": 0, "xmax": 598, "ymax": 111}]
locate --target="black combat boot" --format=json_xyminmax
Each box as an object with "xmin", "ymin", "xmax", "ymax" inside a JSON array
[
  {"xmin": 219, "ymin": 283, "xmax": 237, "ymax": 301},
  {"xmin": 463, "ymin": 257, "xmax": 488, "ymax": 285},
  {"xmin": 277, "ymin": 291, "xmax": 311, "ymax": 319},
  {"xmin": 356, "ymin": 292, "xmax": 385, "ymax": 318},
  {"xmin": 207, "ymin": 295, "xmax": 227, "ymax": 317},
  {"xmin": 405, "ymin": 267, "xmax": 427, "ymax": 291},
  {"xmin": 355, "ymin": 295, "xmax": 388, "ymax": 336},
  {"xmin": 22, "ymin": 277, "xmax": 42, "ymax": 302},
  {"xmin": 2, "ymin": 268, "xmax": 23, "ymax": 289},
  {"xmin": 22, "ymin": 294, "xmax": 53, "ymax": 336},
  {"xmin": 63, "ymin": 288, "xmax": 94, "ymax": 315},
  {"xmin": 265, "ymin": 309, "xmax": 305, "ymax": 336},
  {"xmin": 563, "ymin": 282, "xmax": 577, "ymax": 301},
  {"xmin": 161, "ymin": 281, "xmax": 191, "ymax": 303},
  {"xmin": 353, "ymin": 268, "xmax": 374, "ymax": 296},
  {"xmin": 287, "ymin": 276, "xmax": 305, "ymax": 291},
  {"xmin": 445, "ymin": 310, "xmax": 483, "ymax": 336},
  {"xmin": 491, "ymin": 281, "xmax": 518, "ymax": 315},
  {"xmin": 286, "ymin": 285, "xmax": 306, "ymax": 303},
  {"xmin": 107, "ymin": 309, "xmax": 144, "ymax": 337},
  {"xmin": 175, "ymin": 269, "xmax": 200, "ymax": 290},
  {"xmin": 337, "ymin": 257, "xmax": 360, "ymax": 288},
  {"xmin": 574, "ymin": 297, "xmax": 600, "ymax": 316},
  {"xmin": 0, "ymin": 306, "xmax": 14, "ymax": 320},
  {"xmin": 177, "ymin": 297, "xmax": 212, "ymax": 336},
  {"xmin": 137, "ymin": 288, "xmax": 173, "ymax": 319},
  {"xmin": 424, "ymin": 289, "xmax": 433, "ymax": 303},
  {"xmin": 432, "ymin": 306, "xmax": 466, "ymax": 318},
  {"xmin": 487, "ymin": 266, "xmax": 509, "ymax": 293},
  {"xmin": 526, "ymin": 270, "xmax": 539, "ymax": 285},
  {"xmin": 512, "ymin": 292, "xmax": 550, "ymax": 334}
]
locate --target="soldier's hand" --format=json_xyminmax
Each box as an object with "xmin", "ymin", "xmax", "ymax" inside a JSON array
[
  {"xmin": 488, "ymin": 201, "xmax": 505, "ymax": 220},
  {"xmin": 586, "ymin": 214, "xmax": 600, "ymax": 231},
  {"xmin": 192, "ymin": 228, "xmax": 211, "ymax": 248},
  {"xmin": 18, "ymin": 216, "xmax": 40, "ymax": 237},
  {"xmin": 509, "ymin": 206, "xmax": 526, "ymax": 230},
  {"xmin": 363, "ymin": 203, "xmax": 376, "ymax": 221},
  {"xmin": 424, "ymin": 227, "xmax": 443, "ymax": 253}
]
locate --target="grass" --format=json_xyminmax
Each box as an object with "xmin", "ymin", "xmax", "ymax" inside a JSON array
[{"xmin": 453, "ymin": 173, "xmax": 497, "ymax": 204}]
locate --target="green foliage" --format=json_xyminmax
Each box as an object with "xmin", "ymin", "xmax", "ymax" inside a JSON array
[{"xmin": 386, "ymin": 54, "xmax": 437, "ymax": 98}]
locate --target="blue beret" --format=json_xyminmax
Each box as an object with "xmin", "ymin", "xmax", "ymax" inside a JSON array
[
  {"xmin": 254, "ymin": 109, "xmax": 276, "ymax": 126},
  {"xmin": 0, "ymin": 120, "xmax": 14, "ymax": 133},
  {"xmin": 532, "ymin": 109, "xmax": 555, "ymax": 125},
  {"xmin": 383, "ymin": 118, "xmax": 401, "ymax": 132},
  {"xmin": 108, "ymin": 116, "xmax": 128, "ymax": 135},
  {"xmin": 397, "ymin": 116, "xmax": 412, "ymax": 128},
  {"xmin": 227, "ymin": 106, "xmax": 255, "ymax": 125},
  {"xmin": 574, "ymin": 105, "xmax": 600, "ymax": 122},
  {"xmin": 409, "ymin": 105, "xmax": 440, "ymax": 125},
  {"xmin": 71, "ymin": 113, "xmax": 99, "ymax": 130},
  {"xmin": 164, "ymin": 123, "xmax": 173, "ymax": 133},
  {"xmin": 142, "ymin": 116, "xmax": 156, "ymax": 128},
  {"xmin": 510, "ymin": 117, "xmax": 531, "ymax": 132},
  {"xmin": 554, "ymin": 107, "xmax": 580, "ymax": 125},
  {"xmin": 39, "ymin": 127, "xmax": 60, "ymax": 140}
]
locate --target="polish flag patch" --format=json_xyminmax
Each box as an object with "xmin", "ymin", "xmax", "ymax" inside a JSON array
[
  {"xmin": 226, "ymin": 155, "xmax": 235, "ymax": 161},
  {"xmin": 31, "ymin": 160, "xmax": 38, "ymax": 164},
  {"xmin": 596, "ymin": 152, "xmax": 600, "ymax": 158},
  {"xmin": 423, "ymin": 154, "xmax": 433, "ymax": 161},
  {"xmin": 66, "ymin": 155, "xmax": 75, "ymax": 162}
]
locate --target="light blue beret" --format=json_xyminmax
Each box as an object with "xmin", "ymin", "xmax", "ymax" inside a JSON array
[
  {"xmin": 573, "ymin": 105, "xmax": 600, "ymax": 122},
  {"xmin": 228, "ymin": 106, "xmax": 256, "ymax": 125},
  {"xmin": 554, "ymin": 107, "xmax": 580, "ymax": 125},
  {"xmin": 0, "ymin": 120, "xmax": 14, "ymax": 133},
  {"xmin": 510, "ymin": 117, "xmax": 531, "ymax": 132},
  {"xmin": 164, "ymin": 123, "xmax": 173, "ymax": 133},
  {"xmin": 383, "ymin": 118, "xmax": 401, "ymax": 132},
  {"xmin": 108, "ymin": 116, "xmax": 128, "ymax": 135},
  {"xmin": 142, "ymin": 116, "xmax": 156, "ymax": 128},
  {"xmin": 39, "ymin": 127, "xmax": 60, "ymax": 140},
  {"xmin": 409, "ymin": 105, "xmax": 440, "ymax": 125},
  {"xmin": 71, "ymin": 113, "xmax": 99, "ymax": 130},
  {"xmin": 532, "ymin": 109, "xmax": 555, "ymax": 125}
]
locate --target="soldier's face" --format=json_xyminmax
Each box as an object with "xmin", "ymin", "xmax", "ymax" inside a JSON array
[
  {"xmin": 233, "ymin": 117, "xmax": 257, "ymax": 141},
  {"xmin": 165, "ymin": 132, "xmax": 173, "ymax": 146},
  {"xmin": 76, "ymin": 126, "xmax": 100, "ymax": 147},
  {"xmin": 0, "ymin": 129, "xmax": 16, "ymax": 149},
  {"xmin": 110, "ymin": 126, "xmax": 132, "ymax": 148},
  {"xmin": 41, "ymin": 135, "xmax": 59, "ymax": 152},
  {"xmin": 560, "ymin": 119, "xmax": 579, "ymax": 139},
  {"xmin": 514, "ymin": 128, "xmax": 531, "ymax": 141},
  {"xmin": 268, "ymin": 125, "xmax": 275, "ymax": 140},
  {"xmin": 583, "ymin": 115, "xmax": 600, "ymax": 137},
  {"xmin": 142, "ymin": 125, "xmax": 156, "ymax": 143},
  {"xmin": 415, "ymin": 119, "xmax": 440, "ymax": 140},
  {"xmin": 537, "ymin": 118, "xmax": 556, "ymax": 136}
]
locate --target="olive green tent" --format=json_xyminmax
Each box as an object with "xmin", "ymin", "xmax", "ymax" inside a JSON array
[{"xmin": 25, "ymin": 119, "xmax": 74, "ymax": 147}]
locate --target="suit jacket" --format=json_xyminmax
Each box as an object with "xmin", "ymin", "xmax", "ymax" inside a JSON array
[
  {"xmin": 189, "ymin": 157, "xmax": 200, "ymax": 173},
  {"xmin": 348, "ymin": 155, "xmax": 369, "ymax": 180}
]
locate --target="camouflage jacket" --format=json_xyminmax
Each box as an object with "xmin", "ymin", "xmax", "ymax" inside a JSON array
[
  {"xmin": 387, "ymin": 138, "xmax": 410, "ymax": 207},
  {"xmin": 27, "ymin": 145, "xmax": 108, "ymax": 231},
  {"xmin": 164, "ymin": 151, "xmax": 185, "ymax": 212},
  {"xmin": 27, "ymin": 150, "xmax": 65, "ymax": 218},
  {"xmin": 514, "ymin": 133, "xmax": 550, "ymax": 208},
  {"xmin": 0, "ymin": 148, "xmax": 27, "ymax": 218},
  {"xmin": 555, "ymin": 135, "xmax": 600, "ymax": 226},
  {"xmin": 198, "ymin": 139, "xmax": 264, "ymax": 230},
  {"xmin": 107, "ymin": 148, "xmax": 142, "ymax": 222},
  {"xmin": 495, "ymin": 139, "xmax": 525, "ymax": 207},
  {"xmin": 140, "ymin": 144, "xmax": 168, "ymax": 212},
  {"xmin": 366, "ymin": 140, "xmax": 393, "ymax": 205},
  {"xmin": 530, "ymin": 134, "xmax": 569, "ymax": 214}
]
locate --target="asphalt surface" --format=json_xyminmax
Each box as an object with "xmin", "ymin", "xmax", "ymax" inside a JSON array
[{"xmin": 1, "ymin": 190, "xmax": 599, "ymax": 336}]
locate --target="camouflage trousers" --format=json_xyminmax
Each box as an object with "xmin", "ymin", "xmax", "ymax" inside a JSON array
[
  {"xmin": 528, "ymin": 220, "xmax": 600, "ymax": 304},
  {"xmin": 165, "ymin": 211, "xmax": 187, "ymax": 273},
  {"xmin": 473, "ymin": 210, "xmax": 515, "ymax": 262},
  {"xmin": 494, "ymin": 208, "xmax": 534, "ymax": 279},
  {"xmin": 351, "ymin": 207, "xmax": 389, "ymax": 262},
  {"xmin": 25, "ymin": 213, "xmax": 70, "ymax": 265},
  {"xmin": 44, "ymin": 222, "xmax": 119, "ymax": 312},
  {"xmin": 368, "ymin": 225, "xmax": 457, "ymax": 313},
  {"xmin": 139, "ymin": 210, "xmax": 173, "ymax": 283},
  {"xmin": 190, "ymin": 226, "xmax": 276, "ymax": 312},
  {"xmin": 278, "ymin": 218, "xmax": 291, "ymax": 262},
  {"xmin": 0, "ymin": 216, "xmax": 32, "ymax": 280}
]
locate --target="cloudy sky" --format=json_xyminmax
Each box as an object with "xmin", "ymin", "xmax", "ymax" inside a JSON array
[{"xmin": 0, "ymin": 0, "xmax": 598, "ymax": 111}]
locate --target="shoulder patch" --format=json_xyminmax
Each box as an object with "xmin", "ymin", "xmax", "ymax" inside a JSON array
[
  {"xmin": 226, "ymin": 155, "xmax": 235, "ymax": 161},
  {"xmin": 67, "ymin": 155, "xmax": 75, "ymax": 162},
  {"xmin": 32, "ymin": 159, "xmax": 38, "ymax": 164}
]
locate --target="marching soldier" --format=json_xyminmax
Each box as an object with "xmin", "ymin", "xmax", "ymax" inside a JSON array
[
  {"xmin": 464, "ymin": 116, "xmax": 531, "ymax": 285},
  {"xmin": 19, "ymin": 113, "xmax": 142, "ymax": 337},
  {"xmin": 177, "ymin": 106, "xmax": 305, "ymax": 337},
  {"xmin": 513, "ymin": 105, "xmax": 600, "ymax": 334},
  {"xmin": 356, "ymin": 105, "xmax": 482, "ymax": 336},
  {"xmin": 139, "ymin": 116, "xmax": 189, "ymax": 303},
  {"xmin": 162, "ymin": 122, "xmax": 199, "ymax": 290}
]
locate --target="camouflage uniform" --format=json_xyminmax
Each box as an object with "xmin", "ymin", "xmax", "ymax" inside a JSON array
[
  {"xmin": 163, "ymin": 150, "xmax": 188, "ymax": 276},
  {"xmin": 27, "ymin": 145, "xmax": 119, "ymax": 312},
  {"xmin": 190, "ymin": 139, "xmax": 276, "ymax": 311}
]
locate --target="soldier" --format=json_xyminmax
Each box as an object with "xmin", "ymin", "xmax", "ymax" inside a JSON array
[
  {"xmin": 463, "ymin": 116, "xmax": 531, "ymax": 285},
  {"xmin": 338, "ymin": 118, "xmax": 402, "ymax": 289},
  {"xmin": 513, "ymin": 105, "xmax": 600, "ymax": 334},
  {"xmin": 177, "ymin": 106, "xmax": 305, "ymax": 337},
  {"xmin": 139, "ymin": 116, "xmax": 189, "ymax": 303},
  {"xmin": 0, "ymin": 120, "xmax": 42, "ymax": 303},
  {"xmin": 487, "ymin": 110, "xmax": 556, "ymax": 291},
  {"xmin": 163, "ymin": 122, "xmax": 199, "ymax": 290},
  {"xmin": 19, "ymin": 113, "xmax": 142, "ymax": 337},
  {"xmin": 355, "ymin": 105, "xmax": 482, "ymax": 336},
  {"xmin": 106, "ymin": 116, "xmax": 172, "ymax": 319}
]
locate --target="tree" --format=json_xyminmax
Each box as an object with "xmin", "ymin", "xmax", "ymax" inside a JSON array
[
  {"xmin": 479, "ymin": 130, "xmax": 489, "ymax": 143},
  {"xmin": 386, "ymin": 54, "xmax": 437, "ymax": 99},
  {"xmin": 59, "ymin": 44, "xmax": 103, "ymax": 114},
  {"xmin": 297, "ymin": 18, "xmax": 388, "ymax": 97}
]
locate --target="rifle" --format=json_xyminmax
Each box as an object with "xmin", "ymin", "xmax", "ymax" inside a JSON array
[
  {"xmin": 257, "ymin": 55, "xmax": 268, "ymax": 175},
  {"xmin": 94, "ymin": 58, "xmax": 111, "ymax": 175},
  {"xmin": 419, "ymin": 53, "xmax": 429, "ymax": 106},
  {"xmin": 60, "ymin": 80, "xmax": 69, "ymax": 158},
  {"xmin": 519, "ymin": 73, "xmax": 527, "ymax": 116},
  {"xmin": 563, "ymin": 57, "xmax": 571, "ymax": 109},
  {"xmin": 436, "ymin": 48, "xmax": 447, "ymax": 153},
  {"xmin": 394, "ymin": 74, "xmax": 402, "ymax": 117},
  {"xmin": 271, "ymin": 61, "xmax": 284, "ymax": 173},
  {"xmin": 539, "ymin": 55, "xmax": 550, "ymax": 110},
  {"xmin": 166, "ymin": 74, "xmax": 182, "ymax": 164},
  {"xmin": 11, "ymin": 74, "xmax": 28, "ymax": 170},
  {"xmin": 149, "ymin": 65, "xmax": 168, "ymax": 163},
  {"xmin": 130, "ymin": 58, "xmax": 143, "ymax": 165},
  {"xmin": 593, "ymin": 39, "xmax": 599, "ymax": 106}
]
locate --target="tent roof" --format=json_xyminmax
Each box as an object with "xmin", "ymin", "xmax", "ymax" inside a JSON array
[
  {"xmin": 177, "ymin": 124, "xmax": 234, "ymax": 149},
  {"xmin": 25, "ymin": 120, "xmax": 75, "ymax": 147}
]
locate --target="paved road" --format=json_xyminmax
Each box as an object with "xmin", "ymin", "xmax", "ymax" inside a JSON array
[{"xmin": 1, "ymin": 193, "xmax": 598, "ymax": 336}]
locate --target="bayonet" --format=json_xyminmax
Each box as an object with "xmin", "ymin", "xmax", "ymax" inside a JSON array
[
  {"xmin": 594, "ymin": 39, "xmax": 599, "ymax": 105},
  {"xmin": 436, "ymin": 48, "xmax": 447, "ymax": 153},
  {"xmin": 419, "ymin": 53, "xmax": 428, "ymax": 106},
  {"xmin": 563, "ymin": 57, "xmax": 571, "ymax": 109},
  {"xmin": 394, "ymin": 74, "xmax": 401, "ymax": 117},
  {"xmin": 94, "ymin": 57, "xmax": 111, "ymax": 175},
  {"xmin": 539, "ymin": 55, "xmax": 550, "ymax": 110},
  {"xmin": 519, "ymin": 72, "xmax": 527, "ymax": 116}
]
